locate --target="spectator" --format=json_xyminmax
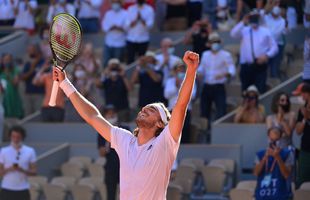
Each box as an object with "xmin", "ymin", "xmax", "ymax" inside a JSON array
[
  {"xmin": 266, "ymin": 92, "xmax": 296, "ymax": 148},
  {"xmin": 75, "ymin": 42, "xmax": 100, "ymax": 76},
  {"xmin": 235, "ymin": 0, "xmax": 265, "ymax": 21},
  {"xmin": 263, "ymin": 6, "xmax": 286, "ymax": 79},
  {"xmin": 0, "ymin": 0, "xmax": 15, "ymax": 26},
  {"xmin": 97, "ymin": 105, "xmax": 121, "ymax": 200},
  {"xmin": 234, "ymin": 85, "xmax": 265, "ymax": 123},
  {"xmin": 230, "ymin": 10, "xmax": 278, "ymax": 93},
  {"xmin": 254, "ymin": 126, "xmax": 293, "ymax": 200},
  {"xmin": 203, "ymin": 0, "xmax": 236, "ymax": 30},
  {"xmin": 0, "ymin": 54, "xmax": 24, "ymax": 119},
  {"xmin": 0, "ymin": 125, "xmax": 37, "ymax": 200},
  {"xmin": 295, "ymin": 83, "xmax": 310, "ymax": 187},
  {"xmin": 131, "ymin": 51, "xmax": 165, "ymax": 108},
  {"xmin": 72, "ymin": 63, "xmax": 92, "ymax": 99},
  {"xmin": 163, "ymin": 0, "xmax": 187, "ymax": 30},
  {"xmin": 75, "ymin": 0, "xmax": 103, "ymax": 33},
  {"xmin": 46, "ymin": 0, "xmax": 75, "ymax": 24},
  {"xmin": 20, "ymin": 44, "xmax": 45, "ymax": 116},
  {"xmin": 39, "ymin": 25, "xmax": 52, "ymax": 60},
  {"xmin": 101, "ymin": 0, "xmax": 127, "ymax": 66},
  {"xmin": 13, "ymin": 0, "xmax": 38, "ymax": 34},
  {"xmin": 32, "ymin": 62, "xmax": 65, "ymax": 122},
  {"xmin": 164, "ymin": 60, "xmax": 196, "ymax": 143},
  {"xmin": 0, "ymin": 76, "xmax": 4, "ymax": 140},
  {"xmin": 183, "ymin": 17, "xmax": 212, "ymax": 57},
  {"xmin": 304, "ymin": 2, "xmax": 310, "ymax": 29},
  {"xmin": 198, "ymin": 32, "xmax": 236, "ymax": 125},
  {"xmin": 125, "ymin": 0, "xmax": 154, "ymax": 64},
  {"xmin": 155, "ymin": 37, "xmax": 181, "ymax": 85},
  {"xmin": 97, "ymin": 59, "xmax": 131, "ymax": 122},
  {"xmin": 187, "ymin": 0, "xmax": 203, "ymax": 27},
  {"xmin": 303, "ymin": 32, "xmax": 310, "ymax": 84}
]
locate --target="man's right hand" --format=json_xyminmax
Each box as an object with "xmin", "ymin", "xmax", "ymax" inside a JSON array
[
  {"xmin": 242, "ymin": 14, "xmax": 249, "ymax": 24},
  {"xmin": 53, "ymin": 67, "xmax": 66, "ymax": 82}
]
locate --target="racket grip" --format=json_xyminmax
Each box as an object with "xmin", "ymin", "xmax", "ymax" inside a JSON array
[{"xmin": 49, "ymin": 80, "xmax": 59, "ymax": 107}]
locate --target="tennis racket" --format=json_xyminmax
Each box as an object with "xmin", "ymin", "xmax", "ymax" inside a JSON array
[{"xmin": 48, "ymin": 13, "xmax": 82, "ymax": 107}]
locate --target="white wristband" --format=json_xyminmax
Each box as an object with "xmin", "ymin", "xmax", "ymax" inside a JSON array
[{"xmin": 59, "ymin": 78, "xmax": 77, "ymax": 97}]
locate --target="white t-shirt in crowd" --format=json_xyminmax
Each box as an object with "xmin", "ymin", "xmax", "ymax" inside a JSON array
[
  {"xmin": 111, "ymin": 125, "xmax": 180, "ymax": 200},
  {"xmin": 0, "ymin": 145, "xmax": 36, "ymax": 191},
  {"xmin": 125, "ymin": 3, "xmax": 154, "ymax": 43},
  {"xmin": 46, "ymin": 3, "xmax": 76, "ymax": 24},
  {"xmin": 101, "ymin": 9, "xmax": 127, "ymax": 48},
  {"xmin": 13, "ymin": 0, "xmax": 38, "ymax": 30},
  {"xmin": 76, "ymin": 0, "xmax": 103, "ymax": 19},
  {"xmin": 0, "ymin": 0, "xmax": 16, "ymax": 20}
]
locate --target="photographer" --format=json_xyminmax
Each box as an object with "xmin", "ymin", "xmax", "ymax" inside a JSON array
[
  {"xmin": 0, "ymin": 125, "xmax": 37, "ymax": 200},
  {"xmin": 131, "ymin": 51, "xmax": 165, "ymax": 108},
  {"xmin": 230, "ymin": 10, "xmax": 278, "ymax": 93},
  {"xmin": 97, "ymin": 59, "xmax": 131, "ymax": 122},
  {"xmin": 234, "ymin": 85, "xmax": 265, "ymax": 123},
  {"xmin": 183, "ymin": 17, "xmax": 213, "ymax": 57},
  {"xmin": 254, "ymin": 126, "xmax": 293, "ymax": 200}
]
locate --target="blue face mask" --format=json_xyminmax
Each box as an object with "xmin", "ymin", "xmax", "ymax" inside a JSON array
[
  {"xmin": 177, "ymin": 72, "xmax": 185, "ymax": 80},
  {"xmin": 167, "ymin": 47, "xmax": 175, "ymax": 55},
  {"xmin": 111, "ymin": 3, "xmax": 121, "ymax": 11},
  {"xmin": 211, "ymin": 43, "xmax": 221, "ymax": 52}
]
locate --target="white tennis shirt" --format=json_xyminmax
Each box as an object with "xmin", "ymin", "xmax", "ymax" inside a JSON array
[
  {"xmin": 0, "ymin": 145, "xmax": 36, "ymax": 191},
  {"xmin": 111, "ymin": 125, "xmax": 180, "ymax": 200}
]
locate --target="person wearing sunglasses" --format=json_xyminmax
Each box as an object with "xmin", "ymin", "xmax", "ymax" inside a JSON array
[
  {"xmin": 0, "ymin": 125, "xmax": 37, "ymax": 200},
  {"xmin": 266, "ymin": 92, "xmax": 296, "ymax": 148},
  {"xmin": 234, "ymin": 85, "xmax": 265, "ymax": 123}
]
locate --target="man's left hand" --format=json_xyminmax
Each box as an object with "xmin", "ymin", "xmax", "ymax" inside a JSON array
[{"xmin": 183, "ymin": 51, "xmax": 199, "ymax": 72}]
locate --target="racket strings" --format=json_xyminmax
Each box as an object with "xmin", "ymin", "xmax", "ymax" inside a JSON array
[{"xmin": 50, "ymin": 14, "xmax": 82, "ymax": 62}]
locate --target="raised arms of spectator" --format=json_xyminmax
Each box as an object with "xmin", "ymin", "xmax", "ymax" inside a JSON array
[
  {"xmin": 168, "ymin": 51, "xmax": 198, "ymax": 142},
  {"xmin": 53, "ymin": 68, "xmax": 113, "ymax": 142}
]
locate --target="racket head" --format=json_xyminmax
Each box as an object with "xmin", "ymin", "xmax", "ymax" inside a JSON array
[{"xmin": 49, "ymin": 13, "xmax": 82, "ymax": 68}]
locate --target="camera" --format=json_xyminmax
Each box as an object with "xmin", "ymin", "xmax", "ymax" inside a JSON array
[{"xmin": 13, "ymin": 163, "xmax": 19, "ymax": 168}]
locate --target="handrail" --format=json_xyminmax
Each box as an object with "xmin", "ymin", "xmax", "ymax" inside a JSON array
[
  {"xmin": 37, "ymin": 143, "xmax": 70, "ymax": 161},
  {"xmin": 213, "ymin": 72, "xmax": 303, "ymax": 125},
  {"xmin": 0, "ymin": 31, "xmax": 24, "ymax": 45}
]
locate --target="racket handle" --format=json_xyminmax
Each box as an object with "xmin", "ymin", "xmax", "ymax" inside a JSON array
[{"xmin": 49, "ymin": 80, "xmax": 59, "ymax": 107}]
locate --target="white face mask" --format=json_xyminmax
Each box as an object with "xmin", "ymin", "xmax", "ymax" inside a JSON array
[
  {"xmin": 111, "ymin": 3, "xmax": 121, "ymax": 11},
  {"xmin": 167, "ymin": 47, "xmax": 175, "ymax": 55},
  {"xmin": 272, "ymin": 6, "xmax": 281, "ymax": 16},
  {"xmin": 211, "ymin": 43, "xmax": 221, "ymax": 52},
  {"xmin": 75, "ymin": 70, "xmax": 86, "ymax": 79},
  {"xmin": 107, "ymin": 116, "xmax": 118, "ymax": 125}
]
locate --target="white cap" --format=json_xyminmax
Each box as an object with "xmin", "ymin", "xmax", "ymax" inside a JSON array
[{"xmin": 246, "ymin": 85, "xmax": 259, "ymax": 94}]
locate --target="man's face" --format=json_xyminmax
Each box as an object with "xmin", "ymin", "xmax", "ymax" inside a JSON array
[
  {"xmin": 268, "ymin": 129, "xmax": 281, "ymax": 143},
  {"xmin": 301, "ymin": 92, "xmax": 310, "ymax": 102},
  {"xmin": 11, "ymin": 131, "xmax": 23, "ymax": 146},
  {"xmin": 136, "ymin": 106, "xmax": 161, "ymax": 129}
]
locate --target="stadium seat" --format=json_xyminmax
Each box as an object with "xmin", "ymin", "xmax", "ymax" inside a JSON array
[
  {"xmin": 172, "ymin": 164, "xmax": 196, "ymax": 195},
  {"xmin": 87, "ymin": 163, "xmax": 105, "ymax": 178},
  {"xmin": 229, "ymin": 188, "xmax": 254, "ymax": 200},
  {"xmin": 180, "ymin": 158, "xmax": 205, "ymax": 172},
  {"xmin": 43, "ymin": 184, "xmax": 67, "ymax": 200},
  {"xmin": 79, "ymin": 177, "xmax": 104, "ymax": 190},
  {"xmin": 61, "ymin": 162, "xmax": 84, "ymax": 179},
  {"xmin": 294, "ymin": 189, "xmax": 310, "ymax": 200},
  {"xmin": 29, "ymin": 176, "xmax": 48, "ymax": 200},
  {"xmin": 51, "ymin": 176, "xmax": 77, "ymax": 190},
  {"xmin": 69, "ymin": 156, "xmax": 92, "ymax": 168},
  {"xmin": 71, "ymin": 184, "xmax": 96, "ymax": 200},
  {"xmin": 236, "ymin": 180, "xmax": 257, "ymax": 191},
  {"xmin": 95, "ymin": 157, "xmax": 107, "ymax": 166},
  {"xmin": 167, "ymin": 183, "xmax": 183, "ymax": 200},
  {"xmin": 30, "ymin": 183, "xmax": 40, "ymax": 200},
  {"xmin": 300, "ymin": 182, "xmax": 310, "ymax": 190},
  {"xmin": 201, "ymin": 166, "xmax": 226, "ymax": 194}
]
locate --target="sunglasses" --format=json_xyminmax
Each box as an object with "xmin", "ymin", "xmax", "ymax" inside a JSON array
[
  {"xmin": 279, "ymin": 98, "xmax": 288, "ymax": 103},
  {"xmin": 245, "ymin": 96, "xmax": 257, "ymax": 100},
  {"xmin": 16, "ymin": 151, "xmax": 20, "ymax": 161}
]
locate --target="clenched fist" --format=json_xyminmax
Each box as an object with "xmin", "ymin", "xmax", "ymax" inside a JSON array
[{"xmin": 183, "ymin": 51, "xmax": 199, "ymax": 72}]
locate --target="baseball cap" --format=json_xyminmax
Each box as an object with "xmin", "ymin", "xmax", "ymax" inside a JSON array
[{"xmin": 292, "ymin": 83, "xmax": 305, "ymax": 96}]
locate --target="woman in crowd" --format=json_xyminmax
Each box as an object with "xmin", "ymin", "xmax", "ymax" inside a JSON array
[{"xmin": 266, "ymin": 92, "xmax": 296, "ymax": 148}]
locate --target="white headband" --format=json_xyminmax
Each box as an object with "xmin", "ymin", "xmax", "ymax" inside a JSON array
[{"xmin": 149, "ymin": 103, "xmax": 168, "ymax": 125}]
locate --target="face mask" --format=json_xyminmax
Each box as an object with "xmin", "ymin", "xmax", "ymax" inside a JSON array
[
  {"xmin": 167, "ymin": 47, "xmax": 175, "ymax": 55},
  {"xmin": 272, "ymin": 6, "xmax": 281, "ymax": 16},
  {"xmin": 111, "ymin": 3, "xmax": 121, "ymax": 11},
  {"xmin": 110, "ymin": 71, "xmax": 118, "ymax": 77},
  {"xmin": 249, "ymin": 16, "xmax": 259, "ymax": 27},
  {"xmin": 177, "ymin": 72, "xmax": 185, "ymax": 80},
  {"xmin": 29, "ymin": 54, "xmax": 36, "ymax": 59},
  {"xmin": 211, "ymin": 43, "xmax": 221, "ymax": 52},
  {"xmin": 280, "ymin": 104, "xmax": 290, "ymax": 112},
  {"xmin": 75, "ymin": 70, "xmax": 86, "ymax": 79},
  {"xmin": 42, "ymin": 33, "xmax": 49, "ymax": 40},
  {"xmin": 107, "ymin": 116, "xmax": 118, "ymax": 125}
]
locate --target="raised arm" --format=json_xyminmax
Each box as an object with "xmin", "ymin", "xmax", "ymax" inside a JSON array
[
  {"xmin": 169, "ymin": 51, "xmax": 199, "ymax": 142},
  {"xmin": 53, "ymin": 68, "xmax": 112, "ymax": 142}
]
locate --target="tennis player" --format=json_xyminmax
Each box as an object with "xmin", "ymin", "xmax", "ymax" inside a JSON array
[{"xmin": 53, "ymin": 51, "xmax": 199, "ymax": 199}]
